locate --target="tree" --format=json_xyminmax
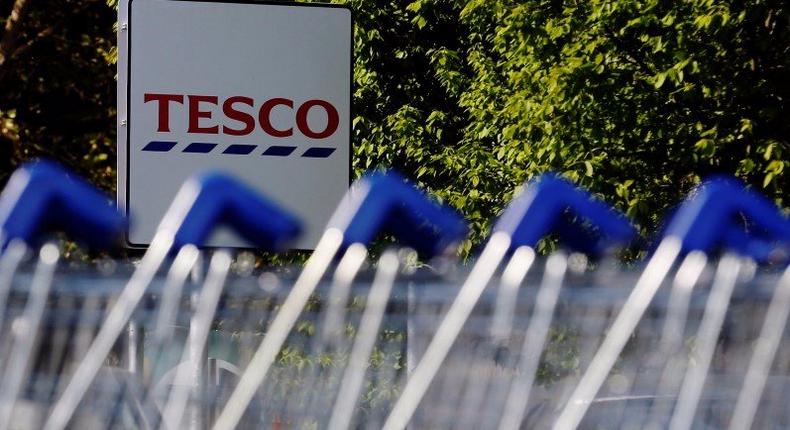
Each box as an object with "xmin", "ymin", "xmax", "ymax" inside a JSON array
[
  {"xmin": 0, "ymin": 0, "xmax": 116, "ymax": 191},
  {"xmin": 349, "ymin": 0, "xmax": 790, "ymax": 253}
]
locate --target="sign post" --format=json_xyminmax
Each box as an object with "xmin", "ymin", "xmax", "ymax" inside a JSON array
[{"xmin": 117, "ymin": 0, "xmax": 352, "ymax": 249}]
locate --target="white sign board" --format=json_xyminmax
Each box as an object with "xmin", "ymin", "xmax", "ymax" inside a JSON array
[{"xmin": 117, "ymin": 0, "xmax": 352, "ymax": 249}]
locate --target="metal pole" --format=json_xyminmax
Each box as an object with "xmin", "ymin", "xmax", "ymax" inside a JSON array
[
  {"xmin": 327, "ymin": 250, "xmax": 401, "ymax": 430},
  {"xmin": 729, "ymin": 265, "xmax": 790, "ymax": 430},
  {"xmin": 382, "ymin": 232, "xmax": 511, "ymax": 430},
  {"xmin": 498, "ymin": 252, "xmax": 568, "ymax": 430},
  {"xmin": 44, "ymin": 232, "xmax": 174, "ymax": 430},
  {"xmin": 553, "ymin": 238, "xmax": 682, "ymax": 430},
  {"xmin": 212, "ymin": 229, "xmax": 344, "ymax": 430},
  {"xmin": 0, "ymin": 243, "xmax": 60, "ymax": 429}
]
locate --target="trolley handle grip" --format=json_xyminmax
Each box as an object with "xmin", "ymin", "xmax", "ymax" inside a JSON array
[
  {"xmin": 326, "ymin": 171, "xmax": 468, "ymax": 258},
  {"xmin": 492, "ymin": 173, "xmax": 636, "ymax": 254},
  {"xmin": 665, "ymin": 175, "xmax": 790, "ymax": 258},
  {"xmin": 0, "ymin": 159, "xmax": 126, "ymax": 250},
  {"xmin": 160, "ymin": 172, "xmax": 302, "ymax": 251}
]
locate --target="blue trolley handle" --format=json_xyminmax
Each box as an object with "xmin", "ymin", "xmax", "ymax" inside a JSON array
[{"xmin": 0, "ymin": 159, "xmax": 127, "ymax": 250}]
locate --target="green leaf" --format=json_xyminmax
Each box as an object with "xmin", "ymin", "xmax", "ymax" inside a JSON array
[
  {"xmin": 584, "ymin": 161, "xmax": 594, "ymax": 176},
  {"xmin": 653, "ymin": 72, "xmax": 667, "ymax": 89}
]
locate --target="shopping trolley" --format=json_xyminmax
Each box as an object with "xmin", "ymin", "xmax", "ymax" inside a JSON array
[
  {"xmin": 551, "ymin": 176, "xmax": 790, "ymax": 430},
  {"xmin": 42, "ymin": 168, "xmax": 304, "ymax": 430},
  {"xmin": 0, "ymin": 161, "xmax": 468, "ymax": 429},
  {"xmin": 211, "ymin": 170, "xmax": 468, "ymax": 429},
  {"xmin": 0, "ymin": 160, "xmax": 127, "ymax": 429},
  {"xmin": 387, "ymin": 175, "xmax": 790, "ymax": 430},
  {"xmin": 385, "ymin": 173, "xmax": 637, "ymax": 430},
  {"xmin": 1, "ymin": 158, "xmax": 790, "ymax": 429}
]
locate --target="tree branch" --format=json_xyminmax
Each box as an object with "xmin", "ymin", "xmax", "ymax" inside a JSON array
[
  {"xmin": 0, "ymin": 0, "xmax": 32, "ymax": 69},
  {"xmin": 602, "ymin": 26, "xmax": 655, "ymax": 78},
  {"xmin": 10, "ymin": 24, "xmax": 52, "ymax": 59}
]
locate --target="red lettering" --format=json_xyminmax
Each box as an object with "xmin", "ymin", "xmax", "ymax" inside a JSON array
[
  {"xmin": 222, "ymin": 96, "xmax": 255, "ymax": 136},
  {"xmin": 144, "ymin": 93, "xmax": 184, "ymax": 132},
  {"xmin": 296, "ymin": 100, "xmax": 339, "ymax": 139},
  {"xmin": 259, "ymin": 98, "xmax": 294, "ymax": 138},
  {"xmin": 146, "ymin": 94, "xmax": 340, "ymax": 139},
  {"xmin": 187, "ymin": 95, "xmax": 219, "ymax": 134}
]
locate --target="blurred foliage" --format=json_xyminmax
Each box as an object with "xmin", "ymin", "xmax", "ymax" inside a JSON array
[
  {"xmin": 346, "ymin": 0, "xmax": 790, "ymax": 254},
  {"xmin": 0, "ymin": 0, "xmax": 787, "ymax": 256},
  {"xmin": 0, "ymin": 0, "xmax": 116, "ymax": 191}
]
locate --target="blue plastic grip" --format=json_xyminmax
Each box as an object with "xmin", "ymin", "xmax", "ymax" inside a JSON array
[
  {"xmin": 553, "ymin": 215, "xmax": 612, "ymax": 257},
  {"xmin": 164, "ymin": 172, "xmax": 302, "ymax": 251},
  {"xmin": 0, "ymin": 159, "xmax": 127, "ymax": 249},
  {"xmin": 493, "ymin": 173, "xmax": 636, "ymax": 254},
  {"xmin": 720, "ymin": 224, "xmax": 776, "ymax": 261},
  {"xmin": 326, "ymin": 171, "xmax": 468, "ymax": 258},
  {"xmin": 665, "ymin": 176, "xmax": 790, "ymax": 257}
]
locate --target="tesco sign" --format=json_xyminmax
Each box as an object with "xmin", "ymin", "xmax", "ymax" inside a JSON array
[
  {"xmin": 142, "ymin": 94, "xmax": 340, "ymax": 138},
  {"xmin": 117, "ymin": 0, "xmax": 352, "ymax": 249}
]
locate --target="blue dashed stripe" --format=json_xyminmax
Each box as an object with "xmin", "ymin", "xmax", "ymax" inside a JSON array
[
  {"xmin": 224, "ymin": 144, "xmax": 257, "ymax": 155},
  {"xmin": 142, "ymin": 141, "xmax": 335, "ymax": 158},
  {"xmin": 262, "ymin": 146, "xmax": 297, "ymax": 157},
  {"xmin": 142, "ymin": 141, "xmax": 177, "ymax": 152},
  {"xmin": 302, "ymin": 147, "xmax": 336, "ymax": 158},
  {"xmin": 183, "ymin": 142, "xmax": 218, "ymax": 153}
]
